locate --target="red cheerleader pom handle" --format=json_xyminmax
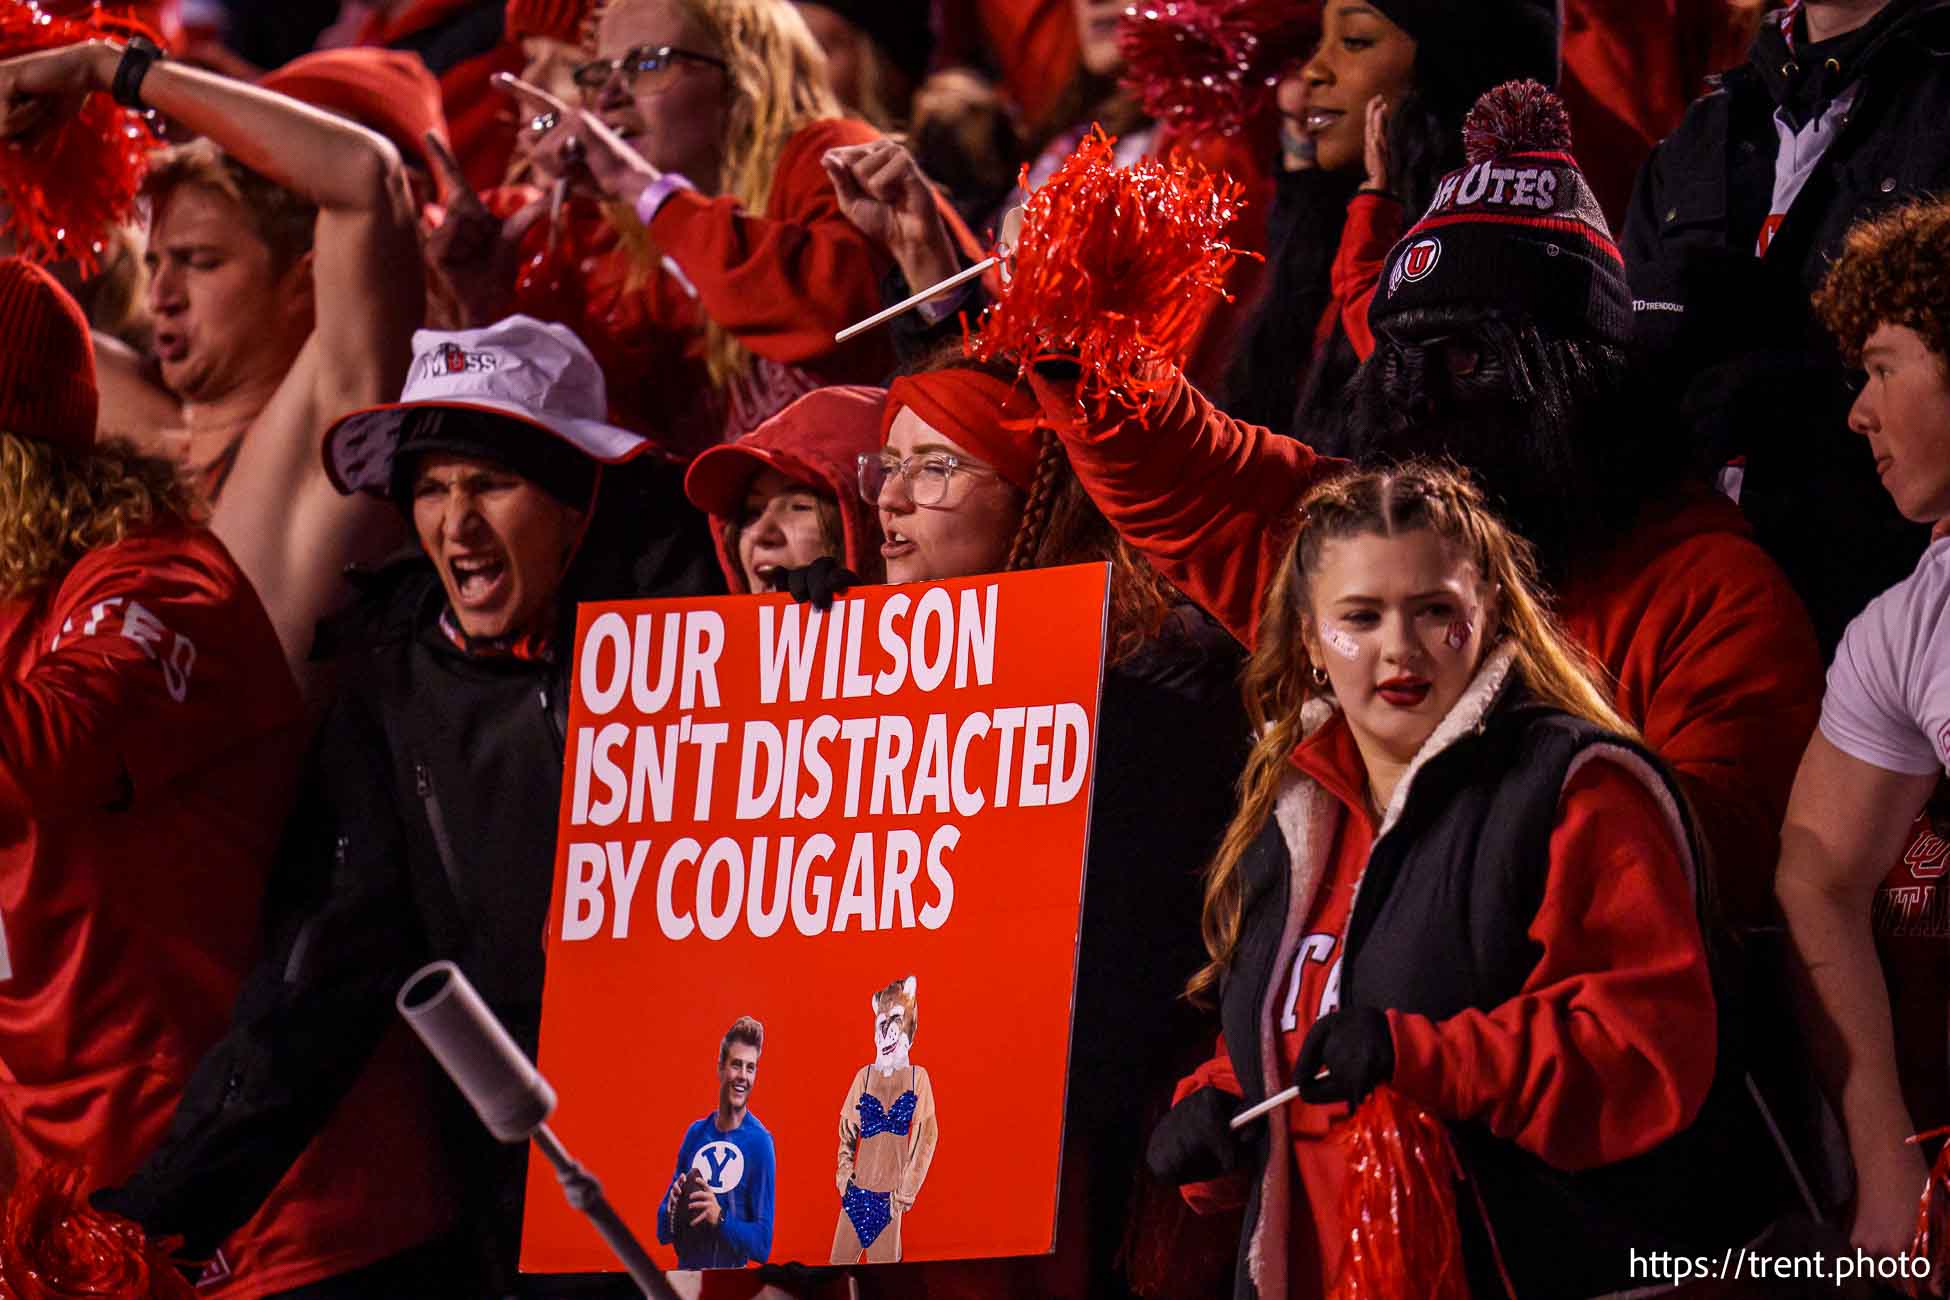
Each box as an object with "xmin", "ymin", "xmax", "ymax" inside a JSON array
[
  {"xmin": 1327, "ymin": 1088, "xmax": 1474, "ymax": 1300},
  {"xmin": 1903, "ymin": 1125, "xmax": 1950, "ymax": 1297},
  {"xmin": 0, "ymin": 2, "xmax": 157, "ymax": 274},
  {"xmin": 1117, "ymin": 0, "xmax": 1319, "ymax": 139},
  {"xmin": 0, "ymin": 1162, "xmax": 194, "ymax": 1300},
  {"xmin": 968, "ymin": 124, "xmax": 1252, "ymax": 414}
]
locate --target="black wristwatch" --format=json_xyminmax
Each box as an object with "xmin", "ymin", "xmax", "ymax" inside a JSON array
[{"xmin": 110, "ymin": 35, "xmax": 164, "ymax": 111}]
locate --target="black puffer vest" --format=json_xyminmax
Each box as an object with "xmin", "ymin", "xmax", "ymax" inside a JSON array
[{"xmin": 1215, "ymin": 655, "xmax": 1786, "ymax": 1298}]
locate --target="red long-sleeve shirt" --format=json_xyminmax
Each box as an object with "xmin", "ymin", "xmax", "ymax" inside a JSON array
[
  {"xmin": 510, "ymin": 117, "xmax": 976, "ymax": 456},
  {"xmin": 1027, "ymin": 366, "xmax": 1823, "ymax": 921},
  {"xmin": 1173, "ymin": 713, "xmax": 1716, "ymax": 1298}
]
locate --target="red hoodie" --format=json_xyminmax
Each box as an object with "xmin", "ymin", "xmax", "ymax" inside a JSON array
[
  {"xmin": 683, "ymin": 384, "xmax": 887, "ymax": 592},
  {"xmin": 1025, "ymin": 366, "xmax": 1823, "ymax": 923}
]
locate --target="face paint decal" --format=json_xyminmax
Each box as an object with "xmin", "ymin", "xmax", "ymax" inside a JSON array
[
  {"xmin": 1444, "ymin": 619, "xmax": 1472, "ymax": 651},
  {"xmin": 1323, "ymin": 625, "xmax": 1361, "ymax": 660}
]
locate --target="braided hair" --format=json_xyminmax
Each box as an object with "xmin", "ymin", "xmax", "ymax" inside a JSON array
[{"xmin": 903, "ymin": 345, "xmax": 1179, "ymax": 662}]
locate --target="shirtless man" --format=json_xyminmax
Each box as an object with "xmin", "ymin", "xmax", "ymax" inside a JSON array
[{"xmin": 0, "ymin": 38, "xmax": 423, "ymax": 689}]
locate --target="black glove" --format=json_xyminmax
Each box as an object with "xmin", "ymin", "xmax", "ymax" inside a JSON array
[
  {"xmin": 1295, "ymin": 1007, "xmax": 1394, "ymax": 1106},
  {"xmin": 1146, "ymin": 1086, "xmax": 1248, "ymax": 1186},
  {"xmin": 773, "ymin": 556, "xmax": 859, "ymax": 610}
]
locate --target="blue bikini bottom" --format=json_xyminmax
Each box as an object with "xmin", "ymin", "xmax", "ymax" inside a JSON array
[{"xmin": 842, "ymin": 1183, "xmax": 892, "ymax": 1247}]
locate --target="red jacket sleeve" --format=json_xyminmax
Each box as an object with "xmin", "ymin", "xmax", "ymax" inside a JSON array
[
  {"xmin": 1328, "ymin": 191, "xmax": 1404, "ymax": 362},
  {"xmin": 1026, "ymin": 366, "xmax": 1343, "ymax": 648},
  {"xmin": 1174, "ymin": 1035, "xmax": 1249, "ymax": 1213},
  {"xmin": 0, "ymin": 531, "xmax": 295, "ymax": 829},
  {"xmin": 1565, "ymin": 507, "xmax": 1825, "ymax": 926},
  {"xmin": 1384, "ymin": 759, "xmax": 1717, "ymax": 1172},
  {"xmin": 647, "ymin": 118, "xmax": 899, "ymax": 369}
]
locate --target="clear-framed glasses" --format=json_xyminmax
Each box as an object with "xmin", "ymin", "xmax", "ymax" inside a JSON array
[
  {"xmin": 571, "ymin": 44, "xmax": 729, "ymax": 93},
  {"xmin": 857, "ymin": 451, "xmax": 998, "ymax": 507}
]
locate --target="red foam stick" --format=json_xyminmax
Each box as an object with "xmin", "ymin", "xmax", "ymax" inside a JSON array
[
  {"xmin": 1328, "ymin": 1088, "xmax": 1472, "ymax": 1300},
  {"xmin": 968, "ymin": 125, "xmax": 1249, "ymax": 415},
  {"xmin": 1116, "ymin": 0, "xmax": 1318, "ymax": 139},
  {"xmin": 0, "ymin": 1162, "xmax": 193, "ymax": 1300},
  {"xmin": 0, "ymin": 2, "xmax": 157, "ymax": 273}
]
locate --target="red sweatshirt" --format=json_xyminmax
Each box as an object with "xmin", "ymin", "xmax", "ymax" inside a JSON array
[
  {"xmin": 1027, "ymin": 367, "xmax": 1823, "ymax": 923},
  {"xmin": 508, "ymin": 118, "xmax": 976, "ymax": 455},
  {"xmin": 0, "ymin": 524, "xmax": 452, "ymax": 1295},
  {"xmin": 1173, "ymin": 711, "xmax": 1716, "ymax": 1298}
]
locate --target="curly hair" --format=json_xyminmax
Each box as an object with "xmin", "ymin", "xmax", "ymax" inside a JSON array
[
  {"xmin": 1814, "ymin": 197, "xmax": 1950, "ymax": 367},
  {"xmin": 0, "ymin": 434, "xmax": 198, "ymax": 600}
]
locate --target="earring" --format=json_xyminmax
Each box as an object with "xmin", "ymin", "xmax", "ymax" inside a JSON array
[{"xmin": 1310, "ymin": 665, "xmax": 1329, "ymax": 688}]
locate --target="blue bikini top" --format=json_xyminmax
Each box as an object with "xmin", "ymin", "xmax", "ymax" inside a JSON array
[{"xmin": 856, "ymin": 1067, "xmax": 918, "ymax": 1138}]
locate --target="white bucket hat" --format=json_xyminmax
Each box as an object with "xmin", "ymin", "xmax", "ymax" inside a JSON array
[{"xmin": 322, "ymin": 315, "xmax": 650, "ymax": 496}]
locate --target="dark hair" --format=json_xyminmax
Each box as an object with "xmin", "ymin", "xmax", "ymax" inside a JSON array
[
  {"xmin": 1314, "ymin": 305, "xmax": 1678, "ymax": 581},
  {"xmin": 720, "ymin": 1015, "xmax": 764, "ymax": 1063}
]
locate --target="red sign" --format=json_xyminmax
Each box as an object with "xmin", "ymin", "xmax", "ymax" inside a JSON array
[{"xmin": 523, "ymin": 565, "xmax": 1110, "ymax": 1271}]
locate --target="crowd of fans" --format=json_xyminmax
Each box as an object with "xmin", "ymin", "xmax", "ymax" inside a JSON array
[{"xmin": 4, "ymin": 0, "xmax": 1950, "ymax": 1296}]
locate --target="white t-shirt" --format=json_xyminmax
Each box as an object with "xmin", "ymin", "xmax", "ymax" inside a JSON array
[{"xmin": 1821, "ymin": 538, "xmax": 1950, "ymax": 776}]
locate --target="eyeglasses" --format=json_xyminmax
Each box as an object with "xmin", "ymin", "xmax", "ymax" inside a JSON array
[
  {"xmin": 857, "ymin": 452, "xmax": 998, "ymax": 507},
  {"xmin": 571, "ymin": 44, "xmax": 728, "ymax": 92}
]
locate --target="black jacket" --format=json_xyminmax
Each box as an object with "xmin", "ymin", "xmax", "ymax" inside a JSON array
[
  {"xmin": 1157, "ymin": 674, "xmax": 1788, "ymax": 1298},
  {"xmin": 1623, "ymin": 0, "xmax": 1948, "ymax": 652},
  {"xmin": 100, "ymin": 459, "xmax": 721, "ymax": 1284}
]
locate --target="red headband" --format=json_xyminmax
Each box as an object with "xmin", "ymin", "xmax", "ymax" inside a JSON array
[{"xmin": 882, "ymin": 370, "xmax": 1041, "ymax": 492}]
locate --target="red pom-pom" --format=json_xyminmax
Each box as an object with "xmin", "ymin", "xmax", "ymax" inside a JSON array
[
  {"xmin": 969, "ymin": 125, "xmax": 1250, "ymax": 412},
  {"xmin": 0, "ymin": 1163, "xmax": 194, "ymax": 1299},
  {"xmin": 0, "ymin": 2, "xmax": 157, "ymax": 274},
  {"xmin": 1904, "ymin": 1125, "xmax": 1950, "ymax": 1296},
  {"xmin": 1461, "ymin": 79, "xmax": 1572, "ymax": 165},
  {"xmin": 1116, "ymin": 0, "xmax": 1317, "ymax": 139},
  {"xmin": 1328, "ymin": 1089, "xmax": 1472, "ymax": 1300}
]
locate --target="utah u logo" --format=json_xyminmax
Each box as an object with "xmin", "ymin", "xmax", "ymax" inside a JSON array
[
  {"xmin": 692, "ymin": 1140, "xmax": 746, "ymax": 1192},
  {"xmin": 1389, "ymin": 237, "xmax": 1442, "ymax": 294},
  {"xmin": 441, "ymin": 343, "xmax": 466, "ymax": 374},
  {"xmin": 1401, "ymin": 237, "xmax": 1441, "ymax": 282}
]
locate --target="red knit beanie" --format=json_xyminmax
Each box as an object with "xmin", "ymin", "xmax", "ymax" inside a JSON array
[
  {"xmin": 0, "ymin": 258, "xmax": 98, "ymax": 455},
  {"xmin": 882, "ymin": 370, "xmax": 1041, "ymax": 492},
  {"xmin": 505, "ymin": 0, "xmax": 592, "ymax": 44}
]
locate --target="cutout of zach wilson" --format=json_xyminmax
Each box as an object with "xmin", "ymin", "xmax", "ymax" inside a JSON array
[{"xmin": 657, "ymin": 1016, "xmax": 775, "ymax": 1269}]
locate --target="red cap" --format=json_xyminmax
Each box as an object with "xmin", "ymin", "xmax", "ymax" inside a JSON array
[
  {"xmin": 0, "ymin": 259, "xmax": 97, "ymax": 455},
  {"xmin": 259, "ymin": 48, "xmax": 451, "ymax": 187},
  {"xmin": 686, "ymin": 385, "xmax": 888, "ymax": 593},
  {"xmin": 882, "ymin": 370, "xmax": 1041, "ymax": 492},
  {"xmin": 505, "ymin": 0, "xmax": 591, "ymax": 44}
]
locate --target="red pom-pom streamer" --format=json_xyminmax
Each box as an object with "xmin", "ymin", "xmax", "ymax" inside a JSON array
[
  {"xmin": 1116, "ymin": 0, "xmax": 1317, "ymax": 139},
  {"xmin": 968, "ymin": 125, "xmax": 1249, "ymax": 413},
  {"xmin": 1327, "ymin": 1089, "xmax": 1472, "ymax": 1300},
  {"xmin": 0, "ymin": 2, "xmax": 157, "ymax": 274},
  {"xmin": 1461, "ymin": 79, "xmax": 1573, "ymax": 165},
  {"xmin": 1903, "ymin": 1125, "xmax": 1950, "ymax": 1297},
  {"xmin": 0, "ymin": 1163, "xmax": 193, "ymax": 1300}
]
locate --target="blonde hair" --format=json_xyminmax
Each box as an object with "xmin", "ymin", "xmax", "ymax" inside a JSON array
[
  {"xmin": 142, "ymin": 139, "xmax": 318, "ymax": 274},
  {"xmin": 1187, "ymin": 461, "xmax": 1631, "ymax": 1004},
  {"xmin": 605, "ymin": 0, "xmax": 844, "ymax": 387},
  {"xmin": 0, "ymin": 434, "xmax": 198, "ymax": 600}
]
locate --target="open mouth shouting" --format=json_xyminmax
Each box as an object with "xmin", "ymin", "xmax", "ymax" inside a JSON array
[{"xmin": 448, "ymin": 552, "xmax": 510, "ymax": 610}]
